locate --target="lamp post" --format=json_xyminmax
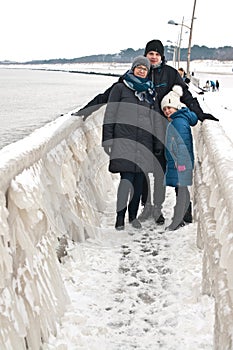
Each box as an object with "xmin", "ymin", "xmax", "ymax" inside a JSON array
[
  {"xmin": 168, "ymin": 19, "xmax": 191, "ymax": 72},
  {"xmin": 177, "ymin": 17, "xmax": 184, "ymax": 68},
  {"xmin": 166, "ymin": 40, "xmax": 177, "ymax": 68},
  {"xmin": 168, "ymin": 0, "xmax": 197, "ymax": 77},
  {"xmin": 187, "ymin": 0, "xmax": 197, "ymax": 77}
]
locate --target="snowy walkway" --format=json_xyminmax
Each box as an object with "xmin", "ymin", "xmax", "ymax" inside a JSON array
[{"xmin": 44, "ymin": 188, "xmax": 214, "ymax": 350}]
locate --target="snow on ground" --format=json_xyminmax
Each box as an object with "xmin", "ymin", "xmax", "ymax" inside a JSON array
[
  {"xmin": 42, "ymin": 62, "xmax": 232, "ymax": 349},
  {"xmin": 0, "ymin": 60, "xmax": 231, "ymax": 349},
  {"xmin": 199, "ymin": 88, "xmax": 233, "ymax": 144},
  {"xmin": 43, "ymin": 186, "xmax": 214, "ymax": 350}
]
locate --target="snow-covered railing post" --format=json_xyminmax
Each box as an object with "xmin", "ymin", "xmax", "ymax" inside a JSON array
[
  {"xmin": 193, "ymin": 121, "xmax": 233, "ymax": 350},
  {"xmin": 0, "ymin": 109, "xmax": 114, "ymax": 349}
]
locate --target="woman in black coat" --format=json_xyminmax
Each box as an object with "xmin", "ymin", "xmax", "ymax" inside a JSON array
[{"xmin": 102, "ymin": 56, "xmax": 164, "ymax": 231}]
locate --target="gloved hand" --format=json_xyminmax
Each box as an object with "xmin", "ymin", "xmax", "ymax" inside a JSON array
[
  {"xmin": 177, "ymin": 165, "xmax": 186, "ymax": 172},
  {"xmin": 199, "ymin": 113, "xmax": 219, "ymax": 122},
  {"xmin": 103, "ymin": 145, "xmax": 111, "ymax": 156},
  {"xmin": 71, "ymin": 108, "xmax": 91, "ymax": 121},
  {"xmin": 71, "ymin": 109, "xmax": 83, "ymax": 117},
  {"xmin": 189, "ymin": 99, "xmax": 219, "ymax": 122}
]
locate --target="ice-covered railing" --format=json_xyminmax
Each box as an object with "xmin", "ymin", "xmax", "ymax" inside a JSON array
[
  {"xmin": 0, "ymin": 109, "xmax": 114, "ymax": 349},
  {"xmin": 193, "ymin": 118, "xmax": 233, "ymax": 349},
  {"xmin": 1, "ymin": 92, "xmax": 233, "ymax": 350}
]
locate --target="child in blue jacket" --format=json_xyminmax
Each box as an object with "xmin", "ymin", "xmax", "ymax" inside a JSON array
[{"xmin": 161, "ymin": 85, "xmax": 198, "ymax": 231}]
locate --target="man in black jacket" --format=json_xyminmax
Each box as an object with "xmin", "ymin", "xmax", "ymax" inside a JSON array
[{"xmin": 72, "ymin": 39, "xmax": 218, "ymax": 224}]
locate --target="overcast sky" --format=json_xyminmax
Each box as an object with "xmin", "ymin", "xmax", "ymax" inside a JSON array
[{"xmin": 0, "ymin": 0, "xmax": 231, "ymax": 62}]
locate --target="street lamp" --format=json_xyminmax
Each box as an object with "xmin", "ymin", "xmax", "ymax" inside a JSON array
[
  {"xmin": 168, "ymin": 19, "xmax": 191, "ymax": 71},
  {"xmin": 168, "ymin": 0, "xmax": 197, "ymax": 77},
  {"xmin": 166, "ymin": 40, "xmax": 178, "ymax": 68}
]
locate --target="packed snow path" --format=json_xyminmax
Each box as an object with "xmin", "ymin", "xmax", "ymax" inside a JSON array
[{"xmin": 44, "ymin": 188, "xmax": 214, "ymax": 350}]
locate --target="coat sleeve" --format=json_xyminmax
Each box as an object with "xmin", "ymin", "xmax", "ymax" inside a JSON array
[
  {"xmin": 102, "ymin": 84, "xmax": 122, "ymax": 146},
  {"xmin": 172, "ymin": 121, "xmax": 193, "ymax": 169},
  {"xmin": 152, "ymin": 111, "xmax": 167, "ymax": 154},
  {"xmin": 78, "ymin": 83, "xmax": 116, "ymax": 118},
  {"xmin": 172, "ymin": 71, "xmax": 205, "ymax": 121},
  {"xmin": 78, "ymin": 76, "xmax": 124, "ymax": 118}
]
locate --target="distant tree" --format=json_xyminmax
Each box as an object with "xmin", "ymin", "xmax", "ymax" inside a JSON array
[
  {"xmin": 120, "ymin": 48, "xmax": 136, "ymax": 62},
  {"xmin": 2, "ymin": 45, "xmax": 233, "ymax": 65}
]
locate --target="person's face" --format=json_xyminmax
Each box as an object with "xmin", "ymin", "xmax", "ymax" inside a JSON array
[
  {"xmin": 178, "ymin": 69, "xmax": 184, "ymax": 78},
  {"xmin": 133, "ymin": 65, "xmax": 149, "ymax": 78},
  {"xmin": 163, "ymin": 106, "xmax": 177, "ymax": 120},
  {"xmin": 146, "ymin": 51, "xmax": 162, "ymax": 66}
]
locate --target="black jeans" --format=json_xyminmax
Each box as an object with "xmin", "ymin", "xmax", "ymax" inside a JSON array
[
  {"xmin": 141, "ymin": 154, "xmax": 166, "ymax": 207},
  {"xmin": 117, "ymin": 172, "xmax": 144, "ymax": 219}
]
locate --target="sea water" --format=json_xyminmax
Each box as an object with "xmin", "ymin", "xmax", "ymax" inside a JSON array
[
  {"xmin": 0, "ymin": 68, "xmax": 117, "ymax": 149},
  {"xmin": 1, "ymin": 64, "xmax": 232, "ymax": 150}
]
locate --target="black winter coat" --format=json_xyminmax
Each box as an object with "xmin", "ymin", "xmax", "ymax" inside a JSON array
[
  {"xmin": 102, "ymin": 82, "xmax": 166, "ymax": 174},
  {"xmin": 149, "ymin": 63, "xmax": 202, "ymax": 116}
]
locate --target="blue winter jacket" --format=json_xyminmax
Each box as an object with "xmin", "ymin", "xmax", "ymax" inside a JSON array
[{"xmin": 165, "ymin": 107, "xmax": 198, "ymax": 187}]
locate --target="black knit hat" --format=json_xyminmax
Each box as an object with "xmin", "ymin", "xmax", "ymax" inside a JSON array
[{"xmin": 144, "ymin": 39, "xmax": 164, "ymax": 57}]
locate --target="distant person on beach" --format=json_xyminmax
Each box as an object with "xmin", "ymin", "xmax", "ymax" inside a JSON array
[
  {"xmin": 73, "ymin": 39, "xmax": 219, "ymax": 225},
  {"xmin": 210, "ymin": 80, "xmax": 216, "ymax": 92},
  {"xmin": 216, "ymin": 80, "xmax": 220, "ymax": 91},
  {"xmin": 177, "ymin": 67, "xmax": 190, "ymax": 85},
  {"xmin": 178, "ymin": 67, "xmax": 185, "ymax": 79},
  {"xmin": 161, "ymin": 85, "xmax": 198, "ymax": 231},
  {"xmin": 204, "ymin": 80, "xmax": 210, "ymax": 91}
]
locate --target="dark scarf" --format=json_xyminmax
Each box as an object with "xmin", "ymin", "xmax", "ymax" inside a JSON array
[{"xmin": 123, "ymin": 71, "xmax": 155, "ymax": 105}]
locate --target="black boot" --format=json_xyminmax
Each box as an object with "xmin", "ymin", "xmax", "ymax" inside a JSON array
[
  {"xmin": 138, "ymin": 203, "xmax": 153, "ymax": 222},
  {"xmin": 166, "ymin": 220, "xmax": 185, "ymax": 231},
  {"xmin": 129, "ymin": 217, "xmax": 142, "ymax": 229},
  {"xmin": 153, "ymin": 205, "xmax": 165, "ymax": 225},
  {"xmin": 155, "ymin": 214, "xmax": 165, "ymax": 225},
  {"xmin": 183, "ymin": 202, "xmax": 192, "ymax": 223},
  {"xmin": 115, "ymin": 215, "xmax": 125, "ymax": 231}
]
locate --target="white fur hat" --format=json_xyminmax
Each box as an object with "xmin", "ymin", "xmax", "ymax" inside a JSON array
[{"xmin": 161, "ymin": 85, "xmax": 186, "ymax": 111}]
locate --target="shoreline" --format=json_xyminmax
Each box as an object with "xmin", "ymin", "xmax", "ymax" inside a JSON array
[{"xmin": 1, "ymin": 60, "xmax": 233, "ymax": 77}]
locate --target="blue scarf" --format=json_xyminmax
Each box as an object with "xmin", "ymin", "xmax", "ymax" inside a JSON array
[{"xmin": 123, "ymin": 71, "xmax": 155, "ymax": 105}]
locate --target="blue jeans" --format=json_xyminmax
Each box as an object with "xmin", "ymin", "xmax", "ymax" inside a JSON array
[{"xmin": 117, "ymin": 172, "xmax": 144, "ymax": 220}]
